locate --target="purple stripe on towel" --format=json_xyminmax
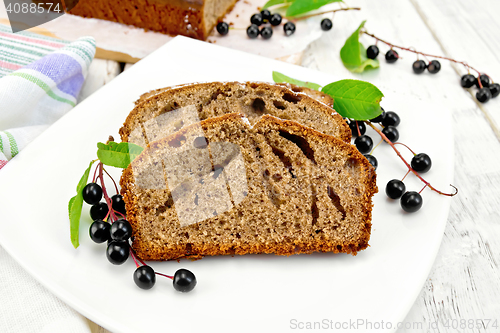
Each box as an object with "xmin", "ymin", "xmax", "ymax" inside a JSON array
[{"xmin": 25, "ymin": 53, "xmax": 84, "ymax": 98}]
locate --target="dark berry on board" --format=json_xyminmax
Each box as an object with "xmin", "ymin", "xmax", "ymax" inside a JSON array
[
  {"xmin": 382, "ymin": 126, "xmax": 399, "ymax": 142},
  {"xmin": 173, "ymin": 269, "xmax": 197, "ymax": 292},
  {"xmin": 366, "ymin": 45, "xmax": 379, "ymax": 59},
  {"xmin": 364, "ymin": 154, "xmax": 378, "ymax": 170},
  {"xmin": 460, "ymin": 74, "xmax": 476, "ymax": 88},
  {"xmin": 106, "ymin": 240, "xmax": 130, "ymax": 265},
  {"xmin": 489, "ymin": 83, "xmax": 500, "ymax": 98},
  {"xmin": 89, "ymin": 220, "xmax": 110, "ymax": 243},
  {"xmin": 427, "ymin": 60, "xmax": 441, "ymax": 74},
  {"xmin": 250, "ymin": 13, "xmax": 263, "ymax": 26},
  {"xmin": 82, "ymin": 183, "xmax": 103, "ymax": 205},
  {"xmin": 90, "ymin": 202, "xmax": 109, "ymax": 220},
  {"xmin": 261, "ymin": 9, "xmax": 271, "ymax": 21},
  {"xmin": 385, "ymin": 50, "xmax": 399, "ymax": 63},
  {"xmin": 111, "ymin": 194, "xmax": 126, "ymax": 215},
  {"xmin": 412, "ymin": 60, "xmax": 427, "ymax": 74},
  {"xmin": 283, "ymin": 22, "xmax": 296, "ymax": 36},
  {"xmin": 320, "ymin": 18, "xmax": 333, "ymax": 31},
  {"xmin": 110, "ymin": 219, "xmax": 132, "ymax": 241},
  {"xmin": 476, "ymin": 87, "xmax": 492, "ymax": 103},
  {"xmin": 216, "ymin": 22, "xmax": 229, "ymax": 35},
  {"xmin": 411, "ymin": 153, "xmax": 432, "ymax": 173},
  {"xmin": 260, "ymin": 26, "xmax": 273, "ymax": 39},
  {"xmin": 475, "ymin": 74, "xmax": 490, "ymax": 88},
  {"xmin": 381, "ymin": 111, "xmax": 400, "ymax": 127},
  {"xmin": 400, "ymin": 191, "xmax": 423, "ymax": 213},
  {"xmin": 134, "ymin": 266, "xmax": 156, "ymax": 290},
  {"xmin": 348, "ymin": 120, "xmax": 366, "ymax": 137},
  {"xmin": 247, "ymin": 24, "xmax": 260, "ymax": 39},
  {"xmin": 270, "ymin": 13, "xmax": 282, "ymax": 26},
  {"xmin": 354, "ymin": 135, "xmax": 373, "ymax": 154},
  {"xmin": 386, "ymin": 179, "xmax": 406, "ymax": 199},
  {"xmin": 370, "ymin": 108, "xmax": 385, "ymax": 123}
]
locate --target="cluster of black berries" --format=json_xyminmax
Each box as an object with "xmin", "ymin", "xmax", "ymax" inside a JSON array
[
  {"xmin": 386, "ymin": 153, "xmax": 431, "ymax": 213},
  {"xmin": 348, "ymin": 108, "xmax": 400, "ymax": 168},
  {"xmin": 366, "ymin": 45, "xmax": 442, "ymax": 74},
  {"xmin": 461, "ymin": 73, "xmax": 500, "ymax": 104},
  {"xmin": 82, "ymin": 181, "xmax": 196, "ymax": 292}
]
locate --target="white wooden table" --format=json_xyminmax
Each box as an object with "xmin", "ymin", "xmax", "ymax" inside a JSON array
[{"xmin": 79, "ymin": 0, "xmax": 500, "ymax": 332}]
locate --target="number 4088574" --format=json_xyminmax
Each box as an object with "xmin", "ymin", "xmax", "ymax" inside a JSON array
[{"xmin": 6, "ymin": 2, "xmax": 62, "ymax": 14}]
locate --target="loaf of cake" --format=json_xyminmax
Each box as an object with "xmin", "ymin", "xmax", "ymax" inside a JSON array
[
  {"xmin": 119, "ymin": 82, "xmax": 351, "ymax": 148},
  {"xmin": 65, "ymin": 0, "xmax": 238, "ymax": 40},
  {"xmin": 120, "ymin": 113, "xmax": 377, "ymax": 260}
]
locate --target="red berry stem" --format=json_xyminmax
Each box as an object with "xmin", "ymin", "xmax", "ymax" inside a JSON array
[
  {"xmin": 97, "ymin": 162, "xmax": 118, "ymax": 222},
  {"xmin": 155, "ymin": 272, "xmax": 174, "ymax": 280},
  {"xmin": 419, "ymin": 184, "xmax": 428, "ymax": 194},
  {"xmin": 365, "ymin": 121, "xmax": 458, "ymax": 197},
  {"xmin": 401, "ymin": 169, "xmax": 411, "ymax": 182},
  {"xmin": 361, "ymin": 30, "xmax": 482, "ymax": 75},
  {"xmin": 356, "ymin": 121, "xmax": 361, "ymax": 137},
  {"xmin": 102, "ymin": 167, "xmax": 119, "ymax": 194},
  {"xmin": 130, "ymin": 248, "xmax": 141, "ymax": 268},
  {"xmin": 393, "ymin": 142, "xmax": 416, "ymax": 155},
  {"xmin": 92, "ymin": 163, "xmax": 99, "ymax": 183},
  {"xmin": 287, "ymin": 7, "xmax": 361, "ymax": 22}
]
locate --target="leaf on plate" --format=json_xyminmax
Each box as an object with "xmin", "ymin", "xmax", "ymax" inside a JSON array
[
  {"xmin": 262, "ymin": 0, "xmax": 292, "ymax": 9},
  {"xmin": 286, "ymin": 0, "xmax": 342, "ymax": 18},
  {"xmin": 97, "ymin": 142, "xmax": 144, "ymax": 169},
  {"xmin": 340, "ymin": 20, "xmax": 379, "ymax": 73},
  {"xmin": 69, "ymin": 160, "xmax": 95, "ymax": 249},
  {"xmin": 321, "ymin": 79, "xmax": 383, "ymax": 120},
  {"xmin": 272, "ymin": 71, "xmax": 321, "ymax": 91}
]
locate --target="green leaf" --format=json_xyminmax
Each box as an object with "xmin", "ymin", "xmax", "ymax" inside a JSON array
[
  {"xmin": 272, "ymin": 71, "xmax": 321, "ymax": 91},
  {"xmin": 321, "ymin": 79, "xmax": 383, "ymax": 120},
  {"xmin": 340, "ymin": 20, "xmax": 379, "ymax": 73},
  {"xmin": 97, "ymin": 141, "xmax": 144, "ymax": 169},
  {"xmin": 286, "ymin": 0, "xmax": 342, "ymax": 17},
  {"xmin": 69, "ymin": 160, "xmax": 95, "ymax": 249},
  {"xmin": 263, "ymin": 0, "xmax": 290, "ymax": 9}
]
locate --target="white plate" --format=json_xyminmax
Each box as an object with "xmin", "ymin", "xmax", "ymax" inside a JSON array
[{"xmin": 0, "ymin": 36, "xmax": 453, "ymax": 333}]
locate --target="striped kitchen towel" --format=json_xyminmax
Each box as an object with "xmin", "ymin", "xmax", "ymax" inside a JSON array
[{"xmin": 0, "ymin": 24, "xmax": 96, "ymax": 170}]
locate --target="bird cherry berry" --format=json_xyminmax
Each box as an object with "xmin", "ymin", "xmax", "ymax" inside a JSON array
[
  {"xmin": 381, "ymin": 111, "xmax": 400, "ymax": 127},
  {"xmin": 106, "ymin": 240, "xmax": 130, "ymax": 265},
  {"xmin": 283, "ymin": 22, "xmax": 296, "ymax": 36},
  {"xmin": 110, "ymin": 219, "xmax": 132, "ymax": 241},
  {"xmin": 382, "ymin": 126, "xmax": 399, "ymax": 142},
  {"xmin": 260, "ymin": 9, "xmax": 271, "ymax": 21},
  {"xmin": 385, "ymin": 50, "xmax": 398, "ymax": 63},
  {"xmin": 260, "ymin": 26, "xmax": 273, "ymax": 39},
  {"xmin": 354, "ymin": 135, "xmax": 373, "ymax": 154},
  {"xmin": 412, "ymin": 60, "xmax": 426, "ymax": 74},
  {"xmin": 173, "ymin": 269, "xmax": 197, "ymax": 292},
  {"xmin": 364, "ymin": 154, "xmax": 378, "ymax": 170},
  {"xmin": 348, "ymin": 120, "xmax": 366, "ymax": 137},
  {"xmin": 489, "ymin": 83, "xmax": 500, "ymax": 98},
  {"xmin": 82, "ymin": 183, "xmax": 103, "ymax": 205},
  {"xmin": 461, "ymin": 74, "xmax": 476, "ymax": 88},
  {"xmin": 476, "ymin": 87, "xmax": 492, "ymax": 103},
  {"xmin": 400, "ymin": 191, "xmax": 423, "ymax": 213},
  {"xmin": 411, "ymin": 153, "xmax": 432, "ymax": 173},
  {"xmin": 90, "ymin": 202, "xmax": 109, "ymax": 220},
  {"xmin": 386, "ymin": 179, "xmax": 406, "ymax": 199},
  {"xmin": 246, "ymin": 24, "xmax": 259, "ymax": 39},
  {"xmin": 321, "ymin": 18, "xmax": 333, "ymax": 31},
  {"xmin": 427, "ymin": 60, "xmax": 441, "ymax": 74},
  {"xmin": 89, "ymin": 219, "xmax": 110, "ymax": 243},
  {"xmin": 270, "ymin": 13, "xmax": 282, "ymax": 26},
  {"xmin": 250, "ymin": 13, "xmax": 263, "ymax": 26},
  {"xmin": 475, "ymin": 74, "xmax": 490, "ymax": 88},
  {"xmin": 111, "ymin": 194, "xmax": 126, "ymax": 215},
  {"xmin": 134, "ymin": 266, "xmax": 156, "ymax": 290},
  {"xmin": 370, "ymin": 108, "xmax": 385, "ymax": 123},
  {"xmin": 216, "ymin": 22, "xmax": 229, "ymax": 35},
  {"xmin": 366, "ymin": 45, "xmax": 379, "ymax": 59}
]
